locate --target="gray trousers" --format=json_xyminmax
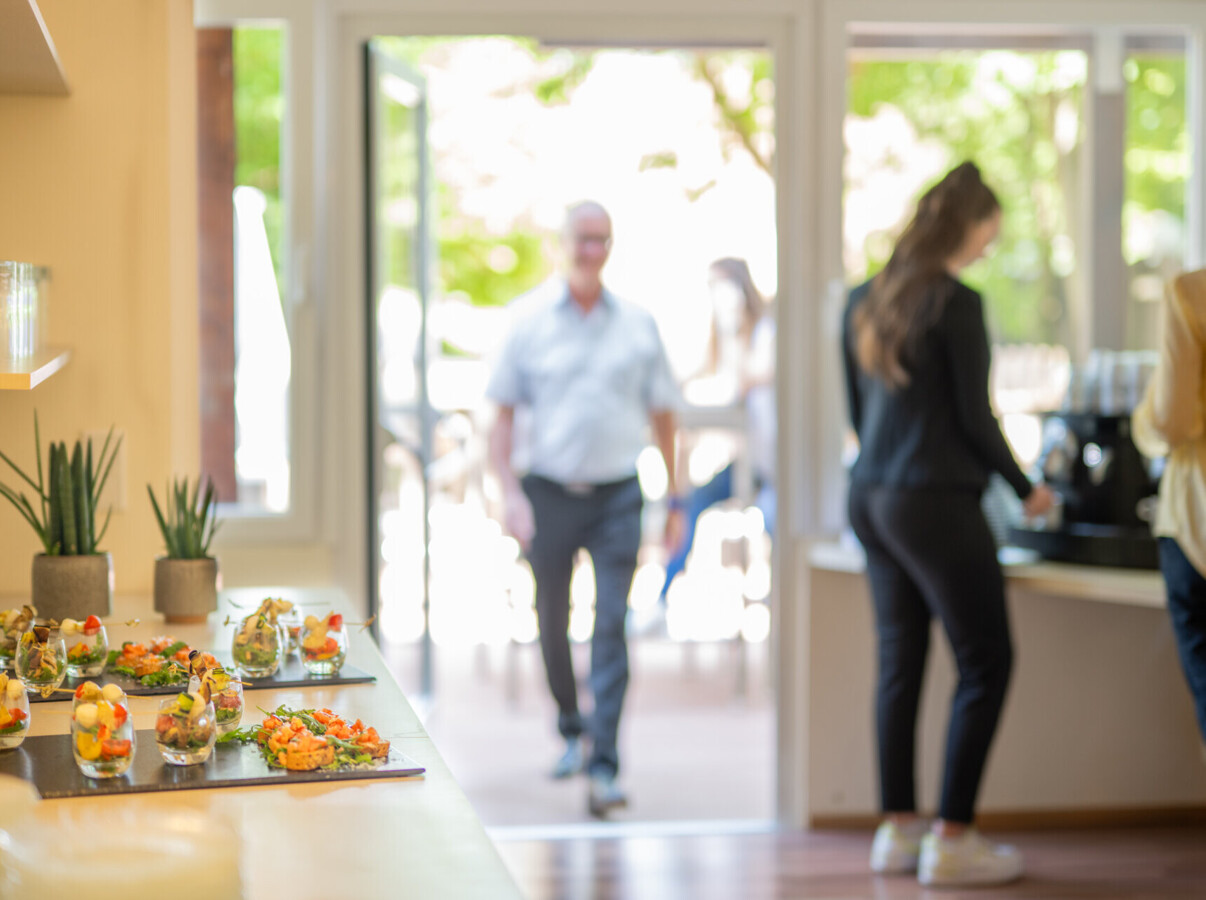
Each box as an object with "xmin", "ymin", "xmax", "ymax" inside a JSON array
[{"xmin": 521, "ymin": 473, "xmax": 642, "ymax": 778}]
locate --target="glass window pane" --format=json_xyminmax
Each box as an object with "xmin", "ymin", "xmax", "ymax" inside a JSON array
[
  {"xmin": 845, "ymin": 49, "xmax": 1087, "ymax": 351},
  {"xmin": 1123, "ymin": 49, "xmax": 1189, "ymax": 349},
  {"xmin": 226, "ymin": 25, "xmax": 291, "ymax": 515}
]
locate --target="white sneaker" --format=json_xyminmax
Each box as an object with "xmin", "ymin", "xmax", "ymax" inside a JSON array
[
  {"xmin": 870, "ymin": 819, "xmax": 928, "ymax": 874},
  {"xmin": 918, "ymin": 829, "xmax": 1023, "ymax": 887}
]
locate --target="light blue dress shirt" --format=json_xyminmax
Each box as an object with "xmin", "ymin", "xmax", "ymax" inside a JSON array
[{"xmin": 487, "ymin": 279, "xmax": 681, "ymax": 485}]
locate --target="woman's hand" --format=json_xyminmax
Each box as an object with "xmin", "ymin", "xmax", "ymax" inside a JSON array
[
  {"xmin": 664, "ymin": 508, "xmax": 685, "ymax": 555},
  {"xmin": 1023, "ymin": 482, "xmax": 1056, "ymax": 519}
]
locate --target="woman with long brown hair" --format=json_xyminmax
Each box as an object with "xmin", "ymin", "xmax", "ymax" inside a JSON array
[
  {"xmin": 660, "ymin": 257, "xmax": 776, "ymax": 604},
  {"xmin": 841, "ymin": 161, "xmax": 1053, "ymax": 887}
]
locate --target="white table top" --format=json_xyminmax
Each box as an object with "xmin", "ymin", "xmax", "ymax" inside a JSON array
[{"xmin": 7, "ymin": 588, "xmax": 523, "ymax": 900}]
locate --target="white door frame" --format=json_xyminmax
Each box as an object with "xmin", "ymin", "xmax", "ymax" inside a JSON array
[{"xmin": 328, "ymin": 5, "xmax": 821, "ymax": 828}]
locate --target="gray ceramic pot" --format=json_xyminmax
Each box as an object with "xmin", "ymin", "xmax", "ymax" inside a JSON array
[
  {"xmin": 153, "ymin": 557, "xmax": 218, "ymax": 624},
  {"xmin": 31, "ymin": 553, "xmax": 113, "ymax": 621}
]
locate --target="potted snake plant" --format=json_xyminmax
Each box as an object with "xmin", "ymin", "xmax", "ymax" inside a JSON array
[
  {"xmin": 0, "ymin": 414, "xmax": 121, "ymax": 621},
  {"xmin": 148, "ymin": 476, "xmax": 221, "ymax": 624}
]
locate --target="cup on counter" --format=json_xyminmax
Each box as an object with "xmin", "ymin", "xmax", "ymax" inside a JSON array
[{"xmin": 1024, "ymin": 489, "xmax": 1064, "ymax": 531}]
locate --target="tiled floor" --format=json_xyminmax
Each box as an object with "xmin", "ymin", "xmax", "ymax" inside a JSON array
[{"xmin": 383, "ymin": 635, "xmax": 776, "ymax": 827}]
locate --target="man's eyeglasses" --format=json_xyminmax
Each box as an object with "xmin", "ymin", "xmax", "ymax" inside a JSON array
[{"xmin": 572, "ymin": 234, "xmax": 612, "ymax": 249}]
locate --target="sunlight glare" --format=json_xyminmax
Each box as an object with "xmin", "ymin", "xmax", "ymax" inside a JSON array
[
  {"xmin": 629, "ymin": 563, "xmax": 666, "ymax": 613},
  {"xmin": 740, "ymin": 603, "xmax": 771, "ymax": 643}
]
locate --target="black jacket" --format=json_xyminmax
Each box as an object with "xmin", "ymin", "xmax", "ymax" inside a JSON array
[{"xmin": 842, "ymin": 276, "xmax": 1032, "ymax": 500}]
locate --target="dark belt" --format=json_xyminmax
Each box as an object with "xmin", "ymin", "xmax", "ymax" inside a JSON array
[{"xmin": 529, "ymin": 474, "xmax": 638, "ymax": 497}]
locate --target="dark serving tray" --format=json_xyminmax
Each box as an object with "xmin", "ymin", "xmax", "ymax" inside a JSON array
[
  {"xmin": 0, "ymin": 730, "xmax": 424, "ymax": 799},
  {"xmin": 29, "ymin": 652, "xmax": 376, "ymax": 703}
]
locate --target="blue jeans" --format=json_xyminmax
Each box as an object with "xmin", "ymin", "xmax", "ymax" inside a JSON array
[
  {"xmin": 522, "ymin": 474, "xmax": 643, "ymax": 778},
  {"xmin": 660, "ymin": 464, "xmax": 735, "ymax": 601},
  {"xmin": 1158, "ymin": 537, "xmax": 1206, "ymax": 741}
]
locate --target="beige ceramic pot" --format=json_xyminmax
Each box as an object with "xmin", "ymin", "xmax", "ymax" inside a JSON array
[
  {"xmin": 31, "ymin": 553, "xmax": 113, "ymax": 621},
  {"xmin": 153, "ymin": 557, "xmax": 219, "ymax": 625}
]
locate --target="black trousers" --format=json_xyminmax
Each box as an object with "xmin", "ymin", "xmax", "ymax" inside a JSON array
[
  {"xmin": 522, "ymin": 474, "xmax": 642, "ymax": 778},
  {"xmin": 848, "ymin": 484, "xmax": 1014, "ymax": 824}
]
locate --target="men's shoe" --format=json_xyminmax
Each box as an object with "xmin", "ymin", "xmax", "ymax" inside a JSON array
[
  {"xmin": 587, "ymin": 773, "xmax": 628, "ymax": 818},
  {"xmin": 869, "ymin": 819, "xmax": 928, "ymax": 874},
  {"xmin": 917, "ymin": 829, "xmax": 1023, "ymax": 887},
  {"xmin": 551, "ymin": 737, "xmax": 584, "ymax": 779}
]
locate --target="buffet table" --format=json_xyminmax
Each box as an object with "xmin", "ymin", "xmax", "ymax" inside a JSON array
[
  {"xmin": 801, "ymin": 540, "xmax": 1206, "ymax": 827},
  {"xmin": 4, "ymin": 588, "xmax": 523, "ymax": 899}
]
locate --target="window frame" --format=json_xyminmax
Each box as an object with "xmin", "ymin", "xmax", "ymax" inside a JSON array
[
  {"xmin": 817, "ymin": 0, "xmax": 1206, "ymax": 535},
  {"xmin": 195, "ymin": 1, "xmax": 321, "ymax": 545}
]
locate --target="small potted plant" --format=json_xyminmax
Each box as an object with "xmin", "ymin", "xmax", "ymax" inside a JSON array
[
  {"xmin": 148, "ymin": 476, "xmax": 221, "ymax": 624},
  {"xmin": 0, "ymin": 414, "xmax": 121, "ymax": 621}
]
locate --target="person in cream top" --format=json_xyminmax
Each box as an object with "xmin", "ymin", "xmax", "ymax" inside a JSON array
[{"xmin": 1133, "ymin": 267, "xmax": 1206, "ymax": 743}]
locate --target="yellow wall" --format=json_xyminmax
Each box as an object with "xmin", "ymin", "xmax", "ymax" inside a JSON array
[{"xmin": 0, "ymin": 0, "xmax": 198, "ymax": 598}]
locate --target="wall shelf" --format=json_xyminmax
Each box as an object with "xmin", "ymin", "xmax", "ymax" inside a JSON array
[
  {"xmin": 0, "ymin": 347, "xmax": 70, "ymax": 390},
  {"xmin": 0, "ymin": 0, "xmax": 69, "ymax": 95}
]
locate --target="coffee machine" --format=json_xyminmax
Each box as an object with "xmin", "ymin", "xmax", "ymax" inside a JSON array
[{"xmin": 1009, "ymin": 410, "xmax": 1161, "ymax": 569}]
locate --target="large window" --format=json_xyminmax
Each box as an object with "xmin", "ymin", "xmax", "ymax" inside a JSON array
[
  {"xmin": 843, "ymin": 30, "xmax": 1192, "ymax": 468},
  {"xmin": 846, "ymin": 47, "xmax": 1088, "ymax": 350}
]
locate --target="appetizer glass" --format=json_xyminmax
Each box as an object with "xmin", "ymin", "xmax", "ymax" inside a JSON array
[
  {"xmin": 0, "ymin": 609, "xmax": 26, "ymax": 671},
  {"xmin": 155, "ymin": 693, "xmax": 218, "ymax": 765},
  {"xmin": 231, "ymin": 614, "xmax": 286, "ymax": 679},
  {"xmin": 0, "ymin": 631, "xmax": 15, "ymax": 671},
  {"xmin": 212, "ymin": 674, "xmax": 244, "ymax": 735},
  {"xmin": 65, "ymin": 624, "xmax": 109, "ymax": 678},
  {"xmin": 15, "ymin": 632, "xmax": 66, "ymax": 697},
  {"xmin": 72, "ymin": 699, "xmax": 135, "ymax": 778},
  {"xmin": 300, "ymin": 616, "xmax": 348, "ymax": 677},
  {"xmin": 280, "ymin": 607, "xmax": 302, "ymax": 656},
  {"xmin": 0, "ymin": 675, "xmax": 30, "ymax": 750}
]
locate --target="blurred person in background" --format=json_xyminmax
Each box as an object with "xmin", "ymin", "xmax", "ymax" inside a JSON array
[
  {"xmin": 1133, "ymin": 268, "xmax": 1206, "ymax": 744},
  {"xmin": 487, "ymin": 200, "xmax": 683, "ymax": 817},
  {"xmin": 842, "ymin": 162, "xmax": 1053, "ymax": 888},
  {"xmin": 660, "ymin": 257, "xmax": 775, "ymax": 605}
]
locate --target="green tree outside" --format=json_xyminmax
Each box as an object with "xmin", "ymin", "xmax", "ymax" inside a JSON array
[{"xmin": 233, "ymin": 27, "xmax": 285, "ymax": 298}]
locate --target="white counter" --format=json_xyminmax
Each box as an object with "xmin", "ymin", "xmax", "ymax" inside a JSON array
[
  {"xmin": 10, "ymin": 589, "xmax": 522, "ymax": 900},
  {"xmin": 808, "ymin": 539, "xmax": 1167, "ymax": 608},
  {"xmin": 800, "ymin": 541, "xmax": 1206, "ymax": 828}
]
